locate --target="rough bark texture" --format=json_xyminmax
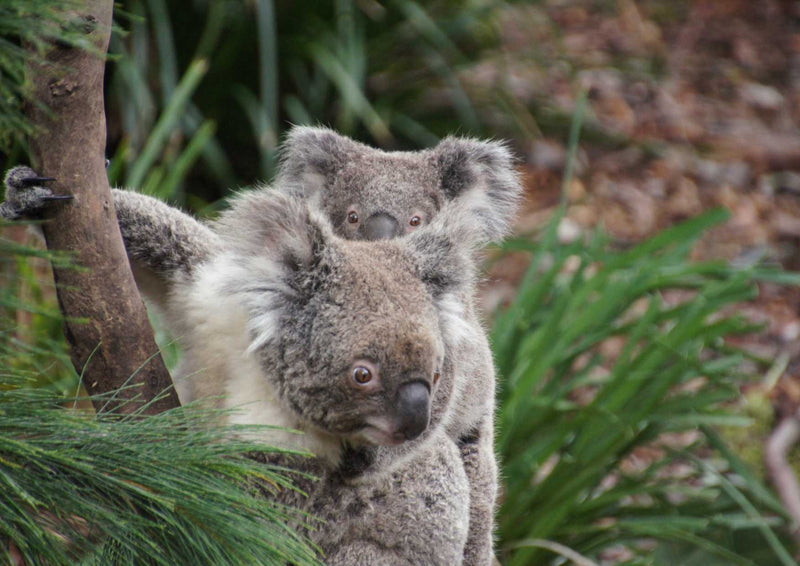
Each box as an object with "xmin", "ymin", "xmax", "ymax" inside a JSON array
[{"xmin": 25, "ymin": 0, "xmax": 180, "ymax": 415}]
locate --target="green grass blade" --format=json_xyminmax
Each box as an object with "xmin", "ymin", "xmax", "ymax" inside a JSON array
[{"xmin": 127, "ymin": 58, "xmax": 209, "ymax": 190}]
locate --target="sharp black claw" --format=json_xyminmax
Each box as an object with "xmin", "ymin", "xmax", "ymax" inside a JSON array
[
  {"xmin": 20, "ymin": 176, "xmax": 56, "ymax": 187},
  {"xmin": 42, "ymin": 195, "xmax": 73, "ymax": 202}
]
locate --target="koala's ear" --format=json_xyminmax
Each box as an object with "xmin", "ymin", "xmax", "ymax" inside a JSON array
[
  {"xmin": 433, "ymin": 137, "xmax": 522, "ymax": 243},
  {"xmin": 406, "ymin": 206, "xmax": 479, "ymax": 298},
  {"xmin": 218, "ymin": 190, "xmax": 331, "ymax": 273},
  {"xmin": 277, "ymin": 126, "xmax": 361, "ymax": 197}
]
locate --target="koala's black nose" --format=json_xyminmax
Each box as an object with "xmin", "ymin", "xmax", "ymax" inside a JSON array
[
  {"xmin": 396, "ymin": 381, "xmax": 431, "ymax": 441},
  {"xmin": 363, "ymin": 212, "xmax": 400, "ymax": 241}
]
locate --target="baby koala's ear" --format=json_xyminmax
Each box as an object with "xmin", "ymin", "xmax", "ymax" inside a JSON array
[
  {"xmin": 277, "ymin": 125, "xmax": 361, "ymax": 197},
  {"xmin": 433, "ymin": 137, "xmax": 522, "ymax": 243}
]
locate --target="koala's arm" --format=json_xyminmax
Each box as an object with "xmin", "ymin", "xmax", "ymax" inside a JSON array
[
  {"xmin": 111, "ymin": 189, "xmax": 220, "ymax": 308},
  {"xmin": 1, "ymin": 168, "xmax": 218, "ymax": 307},
  {"xmin": 460, "ymin": 415, "xmax": 499, "ymax": 566}
]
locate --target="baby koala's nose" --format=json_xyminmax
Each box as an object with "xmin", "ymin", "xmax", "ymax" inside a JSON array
[
  {"xmin": 363, "ymin": 212, "xmax": 400, "ymax": 240},
  {"xmin": 396, "ymin": 381, "xmax": 431, "ymax": 440}
]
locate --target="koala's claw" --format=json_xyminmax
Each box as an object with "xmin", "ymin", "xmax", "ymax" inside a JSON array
[
  {"xmin": 2, "ymin": 166, "xmax": 70, "ymax": 221},
  {"xmin": 19, "ymin": 176, "xmax": 56, "ymax": 187}
]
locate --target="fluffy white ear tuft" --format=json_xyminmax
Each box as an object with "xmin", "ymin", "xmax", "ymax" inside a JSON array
[
  {"xmin": 433, "ymin": 137, "xmax": 523, "ymax": 243},
  {"xmin": 276, "ymin": 125, "xmax": 362, "ymax": 198},
  {"xmin": 213, "ymin": 190, "xmax": 336, "ymax": 353},
  {"xmin": 216, "ymin": 190, "xmax": 334, "ymax": 274}
]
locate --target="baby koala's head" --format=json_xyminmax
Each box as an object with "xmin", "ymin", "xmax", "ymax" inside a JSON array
[{"xmin": 275, "ymin": 126, "xmax": 522, "ymax": 245}]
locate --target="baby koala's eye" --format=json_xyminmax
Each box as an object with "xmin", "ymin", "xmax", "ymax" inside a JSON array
[
  {"xmin": 352, "ymin": 366, "xmax": 372, "ymax": 385},
  {"xmin": 347, "ymin": 211, "xmax": 359, "ymax": 224},
  {"xmin": 409, "ymin": 215, "xmax": 421, "ymax": 227},
  {"xmin": 433, "ymin": 370, "xmax": 440, "ymax": 385}
]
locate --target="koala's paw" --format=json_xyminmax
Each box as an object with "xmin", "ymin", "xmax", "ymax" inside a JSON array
[{"xmin": 1, "ymin": 166, "xmax": 71, "ymax": 220}]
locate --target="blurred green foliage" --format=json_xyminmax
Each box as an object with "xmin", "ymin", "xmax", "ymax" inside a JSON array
[
  {"xmin": 0, "ymin": 0, "xmax": 90, "ymax": 151},
  {"xmin": 97, "ymin": 0, "xmax": 511, "ymax": 207},
  {"xmin": 0, "ymin": 225, "xmax": 77, "ymax": 395},
  {"xmin": 494, "ymin": 207, "xmax": 798, "ymax": 566}
]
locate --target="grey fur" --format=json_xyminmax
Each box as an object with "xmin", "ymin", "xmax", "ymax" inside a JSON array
[
  {"xmin": 312, "ymin": 434, "xmax": 469, "ymax": 566},
  {"xmin": 175, "ymin": 191, "xmax": 482, "ymax": 564},
  {"xmin": 278, "ymin": 127, "xmax": 522, "ymax": 565},
  {"xmin": 111, "ymin": 189, "xmax": 221, "ymax": 312},
  {"xmin": 2, "ymin": 127, "xmax": 521, "ymax": 565}
]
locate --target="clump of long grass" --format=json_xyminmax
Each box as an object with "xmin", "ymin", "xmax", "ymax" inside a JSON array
[
  {"xmin": 491, "ymin": 97, "xmax": 797, "ymax": 566},
  {"xmin": 0, "ymin": 382, "xmax": 321, "ymax": 565},
  {"xmin": 494, "ymin": 206, "xmax": 797, "ymax": 565}
]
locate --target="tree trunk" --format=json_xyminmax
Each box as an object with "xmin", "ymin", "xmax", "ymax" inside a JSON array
[{"xmin": 24, "ymin": 0, "xmax": 180, "ymax": 415}]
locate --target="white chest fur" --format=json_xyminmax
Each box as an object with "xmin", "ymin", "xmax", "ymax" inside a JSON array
[{"xmin": 170, "ymin": 257, "xmax": 343, "ymax": 464}]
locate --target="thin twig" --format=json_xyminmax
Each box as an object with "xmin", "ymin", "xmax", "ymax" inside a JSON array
[{"xmin": 765, "ymin": 409, "xmax": 800, "ymax": 555}]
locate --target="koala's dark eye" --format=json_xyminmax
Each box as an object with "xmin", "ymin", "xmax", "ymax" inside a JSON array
[
  {"xmin": 347, "ymin": 211, "xmax": 359, "ymax": 224},
  {"xmin": 352, "ymin": 366, "xmax": 372, "ymax": 385},
  {"xmin": 409, "ymin": 215, "xmax": 421, "ymax": 227},
  {"xmin": 433, "ymin": 370, "xmax": 440, "ymax": 385}
]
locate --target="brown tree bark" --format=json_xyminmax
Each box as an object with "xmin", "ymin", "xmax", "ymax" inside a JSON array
[{"xmin": 24, "ymin": 0, "xmax": 180, "ymax": 415}]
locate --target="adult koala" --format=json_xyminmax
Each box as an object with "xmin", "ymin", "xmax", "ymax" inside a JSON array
[
  {"xmin": 275, "ymin": 127, "xmax": 521, "ymax": 565},
  {"xmin": 2, "ymin": 169, "xmax": 483, "ymax": 564},
  {"xmin": 2, "ymin": 127, "xmax": 521, "ymax": 565},
  {"xmin": 177, "ymin": 187, "xmax": 485, "ymax": 564}
]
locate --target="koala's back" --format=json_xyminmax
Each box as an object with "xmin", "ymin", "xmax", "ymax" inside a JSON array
[{"xmin": 310, "ymin": 432, "xmax": 469, "ymax": 566}]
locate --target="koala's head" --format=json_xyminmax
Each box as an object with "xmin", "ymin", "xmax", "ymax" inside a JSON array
[
  {"xmin": 214, "ymin": 191, "xmax": 476, "ymax": 447},
  {"xmin": 276, "ymin": 126, "xmax": 521, "ymax": 244}
]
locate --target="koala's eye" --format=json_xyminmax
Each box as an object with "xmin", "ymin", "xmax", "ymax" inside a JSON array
[
  {"xmin": 347, "ymin": 211, "xmax": 359, "ymax": 224},
  {"xmin": 433, "ymin": 370, "xmax": 441, "ymax": 385},
  {"xmin": 352, "ymin": 366, "xmax": 372, "ymax": 385},
  {"xmin": 409, "ymin": 215, "xmax": 421, "ymax": 227}
]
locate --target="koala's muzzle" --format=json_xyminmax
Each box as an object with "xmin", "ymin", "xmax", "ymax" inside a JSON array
[
  {"xmin": 363, "ymin": 212, "xmax": 400, "ymax": 240},
  {"xmin": 396, "ymin": 381, "xmax": 431, "ymax": 440}
]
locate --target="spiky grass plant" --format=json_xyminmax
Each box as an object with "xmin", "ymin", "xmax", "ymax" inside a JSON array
[
  {"xmin": 493, "ymin": 208, "xmax": 798, "ymax": 565},
  {"xmin": 0, "ymin": 384, "xmax": 321, "ymax": 565},
  {"xmin": 492, "ymin": 96, "xmax": 798, "ymax": 565}
]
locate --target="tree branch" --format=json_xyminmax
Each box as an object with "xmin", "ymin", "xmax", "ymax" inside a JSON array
[
  {"xmin": 24, "ymin": 0, "xmax": 179, "ymax": 415},
  {"xmin": 765, "ymin": 411, "xmax": 800, "ymax": 555}
]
